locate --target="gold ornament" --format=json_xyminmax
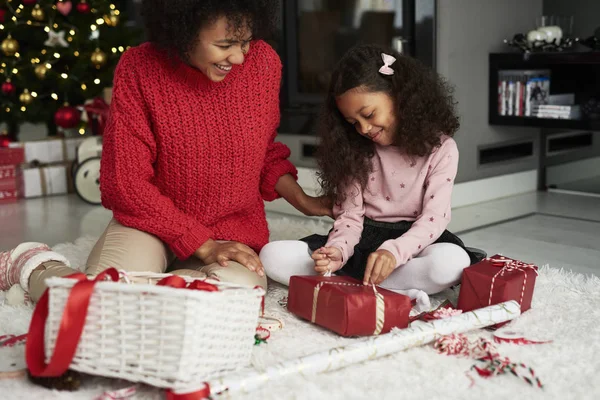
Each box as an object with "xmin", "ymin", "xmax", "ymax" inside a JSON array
[
  {"xmin": 19, "ymin": 89, "xmax": 33, "ymax": 105},
  {"xmin": 103, "ymin": 12, "xmax": 119, "ymax": 27},
  {"xmin": 90, "ymin": 48, "xmax": 107, "ymax": 68},
  {"xmin": 34, "ymin": 64, "xmax": 48, "ymax": 79},
  {"xmin": 31, "ymin": 5, "xmax": 45, "ymax": 21},
  {"xmin": 1, "ymin": 36, "xmax": 19, "ymax": 57}
]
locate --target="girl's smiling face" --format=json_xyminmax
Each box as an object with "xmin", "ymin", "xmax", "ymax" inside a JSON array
[{"xmin": 336, "ymin": 86, "xmax": 397, "ymax": 146}]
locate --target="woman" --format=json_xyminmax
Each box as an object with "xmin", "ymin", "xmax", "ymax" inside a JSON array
[{"xmin": 0, "ymin": 0, "xmax": 330, "ymax": 301}]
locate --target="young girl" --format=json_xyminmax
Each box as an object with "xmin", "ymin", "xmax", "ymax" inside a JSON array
[{"xmin": 260, "ymin": 44, "xmax": 484, "ymax": 309}]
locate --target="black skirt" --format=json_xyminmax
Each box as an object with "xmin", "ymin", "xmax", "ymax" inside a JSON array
[{"xmin": 300, "ymin": 218, "xmax": 485, "ymax": 282}]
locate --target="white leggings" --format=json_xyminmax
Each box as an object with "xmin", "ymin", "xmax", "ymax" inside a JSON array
[{"xmin": 260, "ymin": 240, "xmax": 470, "ymax": 311}]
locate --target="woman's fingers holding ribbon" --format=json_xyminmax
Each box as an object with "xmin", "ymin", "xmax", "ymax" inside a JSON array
[{"xmin": 364, "ymin": 250, "xmax": 396, "ymax": 285}]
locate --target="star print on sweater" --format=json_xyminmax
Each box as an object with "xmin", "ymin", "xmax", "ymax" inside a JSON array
[{"xmin": 325, "ymin": 136, "xmax": 458, "ymax": 269}]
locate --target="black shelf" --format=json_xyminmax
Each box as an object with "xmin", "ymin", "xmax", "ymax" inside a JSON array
[
  {"xmin": 488, "ymin": 51, "xmax": 600, "ymax": 130},
  {"xmin": 490, "ymin": 116, "xmax": 600, "ymax": 131}
]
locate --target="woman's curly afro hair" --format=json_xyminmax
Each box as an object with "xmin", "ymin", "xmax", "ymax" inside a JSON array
[
  {"xmin": 316, "ymin": 44, "xmax": 460, "ymax": 203},
  {"xmin": 141, "ymin": 0, "xmax": 279, "ymax": 58}
]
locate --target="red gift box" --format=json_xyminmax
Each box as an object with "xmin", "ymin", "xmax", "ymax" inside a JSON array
[
  {"xmin": 0, "ymin": 165, "xmax": 18, "ymax": 185},
  {"xmin": 457, "ymin": 254, "xmax": 538, "ymax": 313},
  {"xmin": 287, "ymin": 275, "xmax": 412, "ymax": 337},
  {"xmin": 0, "ymin": 147, "xmax": 25, "ymax": 166},
  {"xmin": 0, "ymin": 188, "xmax": 18, "ymax": 204}
]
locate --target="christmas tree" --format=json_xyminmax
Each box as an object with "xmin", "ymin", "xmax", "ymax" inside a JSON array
[{"xmin": 0, "ymin": 0, "xmax": 140, "ymax": 139}]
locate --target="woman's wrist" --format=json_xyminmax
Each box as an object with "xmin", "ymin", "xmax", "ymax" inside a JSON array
[{"xmin": 195, "ymin": 239, "xmax": 217, "ymax": 261}]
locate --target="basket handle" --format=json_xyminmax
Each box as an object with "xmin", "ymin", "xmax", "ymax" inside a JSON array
[{"xmin": 26, "ymin": 268, "xmax": 119, "ymax": 377}]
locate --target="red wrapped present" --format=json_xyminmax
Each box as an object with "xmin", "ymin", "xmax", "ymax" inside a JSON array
[
  {"xmin": 0, "ymin": 147, "xmax": 25, "ymax": 166},
  {"xmin": 287, "ymin": 275, "xmax": 412, "ymax": 337},
  {"xmin": 0, "ymin": 165, "xmax": 18, "ymax": 185},
  {"xmin": 457, "ymin": 254, "xmax": 538, "ymax": 314},
  {"xmin": 0, "ymin": 188, "xmax": 18, "ymax": 204}
]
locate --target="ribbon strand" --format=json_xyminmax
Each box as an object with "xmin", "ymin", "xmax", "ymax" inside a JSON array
[{"xmin": 487, "ymin": 258, "xmax": 538, "ymax": 306}]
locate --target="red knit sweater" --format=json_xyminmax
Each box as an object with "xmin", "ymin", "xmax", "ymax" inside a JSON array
[{"xmin": 100, "ymin": 41, "xmax": 297, "ymax": 259}]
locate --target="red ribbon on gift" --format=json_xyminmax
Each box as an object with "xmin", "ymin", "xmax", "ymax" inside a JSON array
[
  {"xmin": 83, "ymin": 97, "xmax": 110, "ymax": 135},
  {"xmin": 26, "ymin": 269, "xmax": 219, "ymax": 378},
  {"xmin": 487, "ymin": 258, "xmax": 538, "ymax": 306}
]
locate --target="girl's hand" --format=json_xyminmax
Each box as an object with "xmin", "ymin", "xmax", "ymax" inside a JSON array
[
  {"xmin": 195, "ymin": 239, "xmax": 264, "ymax": 277},
  {"xmin": 298, "ymin": 194, "xmax": 334, "ymax": 218},
  {"xmin": 363, "ymin": 250, "xmax": 396, "ymax": 285},
  {"xmin": 311, "ymin": 247, "xmax": 343, "ymax": 274}
]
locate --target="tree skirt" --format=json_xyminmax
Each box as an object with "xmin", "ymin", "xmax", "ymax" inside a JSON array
[{"xmin": 1, "ymin": 216, "xmax": 599, "ymax": 399}]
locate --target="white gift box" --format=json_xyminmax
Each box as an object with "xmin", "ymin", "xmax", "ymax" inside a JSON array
[
  {"xmin": 21, "ymin": 163, "xmax": 71, "ymax": 198},
  {"xmin": 11, "ymin": 138, "xmax": 84, "ymax": 164}
]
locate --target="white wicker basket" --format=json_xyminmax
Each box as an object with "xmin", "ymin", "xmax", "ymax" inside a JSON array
[{"xmin": 42, "ymin": 272, "xmax": 264, "ymax": 389}]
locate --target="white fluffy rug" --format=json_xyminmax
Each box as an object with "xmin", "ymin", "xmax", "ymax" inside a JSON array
[{"xmin": 1, "ymin": 216, "xmax": 600, "ymax": 400}]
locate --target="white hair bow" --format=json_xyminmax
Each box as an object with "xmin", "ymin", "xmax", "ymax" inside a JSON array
[{"xmin": 378, "ymin": 53, "xmax": 396, "ymax": 76}]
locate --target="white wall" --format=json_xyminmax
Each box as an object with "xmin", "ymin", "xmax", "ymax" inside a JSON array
[{"xmin": 436, "ymin": 0, "xmax": 544, "ymax": 183}]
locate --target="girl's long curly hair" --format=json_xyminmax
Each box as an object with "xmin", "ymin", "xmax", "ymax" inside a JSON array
[{"xmin": 317, "ymin": 44, "xmax": 460, "ymax": 203}]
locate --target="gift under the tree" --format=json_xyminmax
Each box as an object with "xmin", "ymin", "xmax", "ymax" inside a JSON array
[
  {"xmin": 20, "ymin": 162, "xmax": 73, "ymax": 198},
  {"xmin": 10, "ymin": 138, "xmax": 84, "ymax": 164},
  {"xmin": 0, "ymin": 147, "xmax": 24, "ymax": 204},
  {"xmin": 457, "ymin": 254, "xmax": 538, "ymax": 314},
  {"xmin": 0, "ymin": 147, "xmax": 25, "ymax": 166},
  {"xmin": 287, "ymin": 275, "xmax": 412, "ymax": 337}
]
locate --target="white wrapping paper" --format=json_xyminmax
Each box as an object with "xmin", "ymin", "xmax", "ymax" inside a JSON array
[{"xmin": 187, "ymin": 301, "xmax": 520, "ymax": 398}]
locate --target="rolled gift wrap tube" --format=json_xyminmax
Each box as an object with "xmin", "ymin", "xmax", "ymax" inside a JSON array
[{"xmin": 176, "ymin": 300, "xmax": 521, "ymax": 398}]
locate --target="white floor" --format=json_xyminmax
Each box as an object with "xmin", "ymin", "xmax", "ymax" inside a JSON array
[{"xmin": 1, "ymin": 191, "xmax": 599, "ymax": 276}]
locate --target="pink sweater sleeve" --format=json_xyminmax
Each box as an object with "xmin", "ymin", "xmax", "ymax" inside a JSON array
[
  {"xmin": 325, "ymin": 182, "xmax": 365, "ymax": 269},
  {"xmin": 378, "ymin": 140, "xmax": 459, "ymax": 267}
]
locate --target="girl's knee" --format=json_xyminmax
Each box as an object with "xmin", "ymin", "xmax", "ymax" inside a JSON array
[
  {"xmin": 259, "ymin": 240, "xmax": 313, "ymax": 286},
  {"xmin": 420, "ymin": 244, "xmax": 469, "ymax": 291}
]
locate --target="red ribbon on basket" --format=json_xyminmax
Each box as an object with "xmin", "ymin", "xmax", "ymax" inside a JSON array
[
  {"xmin": 26, "ymin": 268, "xmax": 119, "ymax": 377},
  {"xmin": 26, "ymin": 269, "xmax": 220, "ymax": 378},
  {"xmin": 487, "ymin": 257, "xmax": 538, "ymax": 306},
  {"xmin": 156, "ymin": 275, "xmax": 218, "ymax": 292}
]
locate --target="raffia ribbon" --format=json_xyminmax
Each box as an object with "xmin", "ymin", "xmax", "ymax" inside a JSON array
[
  {"xmin": 487, "ymin": 257, "xmax": 538, "ymax": 306},
  {"xmin": 311, "ymin": 280, "xmax": 385, "ymax": 336},
  {"xmin": 38, "ymin": 166, "xmax": 47, "ymax": 196},
  {"xmin": 60, "ymin": 138, "xmax": 68, "ymax": 163}
]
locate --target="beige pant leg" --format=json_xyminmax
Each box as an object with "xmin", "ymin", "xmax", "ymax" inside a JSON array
[
  {"xmin": 85, "ymin": 218, "xmax": 172, "ymax": 276},
  {"xmin": 29, "ymin": 261, "xmax": 78, "ymax": 302},
  {"xmin": 30, "ymin": 219, "xmax": 173, "ymax": 301},
  {"xmin": 198, "ymin": 261, "xmax": 267, "ymax": 289}
]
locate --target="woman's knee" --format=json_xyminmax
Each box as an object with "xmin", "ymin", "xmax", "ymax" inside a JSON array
[
  {"xmin": 85, "ymin": 219, "xmax": 170, "ymax": 276},
  {"xmin": 206, "ymin": 261, "xmax": 267, "ymax": 290}
]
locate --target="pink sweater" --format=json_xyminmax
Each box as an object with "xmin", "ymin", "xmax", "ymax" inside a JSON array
[{"xmin": 325, "ymin": 136, "xmax": 459, "ymax": 269}]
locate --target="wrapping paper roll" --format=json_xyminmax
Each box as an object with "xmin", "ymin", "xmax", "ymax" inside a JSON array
[{"xmin": 176, "ymin": 301, "xmax": 521, "ymax": 398}]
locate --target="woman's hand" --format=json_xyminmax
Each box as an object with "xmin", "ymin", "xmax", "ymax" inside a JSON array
[
  {"xmin": 195, "ymin": 239, "xmax": 264, "ymax": 276},
  {"xmin": 298, "ymin": 193, "xmax": 334, "ymax": 218},
  {"xmin": 311, "ymin": 246, "xmax": 343, "ymax": 275},
  {"xmin": 363, "ymin": 250, "xmax": 396, "ymax": 285}
]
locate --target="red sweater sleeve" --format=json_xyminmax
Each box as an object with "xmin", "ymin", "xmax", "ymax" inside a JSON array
[
  {"xmin": 100, "ymin": 51, "xmax": 212, "ymax": 259},
  {"xmin": 258, "ymin": 49, "xmax": 298, "ymax": 201}
]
